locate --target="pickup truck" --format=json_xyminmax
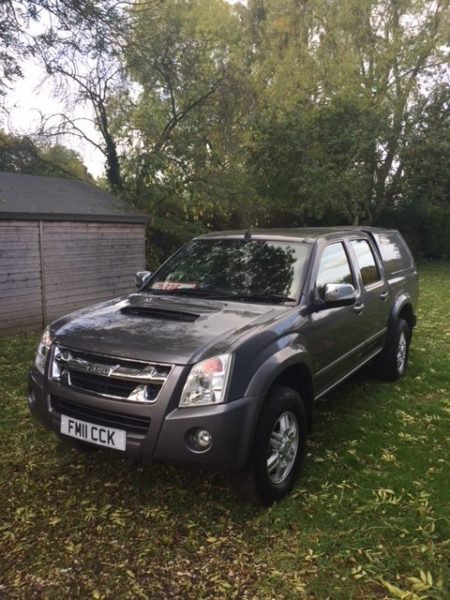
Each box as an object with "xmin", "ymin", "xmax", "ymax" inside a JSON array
[{"xmin": 28, "ymin": 227, "xmax": 418, "ymax": 504}]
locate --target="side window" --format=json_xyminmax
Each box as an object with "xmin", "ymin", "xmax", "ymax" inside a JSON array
[
  {"xmin": 316, "ymin": 243, "xmax": 354, "ymax": 296},
  {"xmin": 374, "ymin": 232, "xmax": 413, "ymax": 275},
  {"xmin": 351, "ymin": 239, "xmax": 380, "ymax": 286}
]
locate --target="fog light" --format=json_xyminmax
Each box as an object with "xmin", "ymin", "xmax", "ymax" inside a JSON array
[
  {"xmin": 187, "ymin": 428, "xmax": 213, "ymax": 452},
  {"xmin": 195, "ymin": 429, "xmax": 212, "ymax": 448}
]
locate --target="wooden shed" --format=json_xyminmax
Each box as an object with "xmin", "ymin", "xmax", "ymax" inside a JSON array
[{"xmin": 0, "ymin": 171, "xmax": 148, "ymax": 334}]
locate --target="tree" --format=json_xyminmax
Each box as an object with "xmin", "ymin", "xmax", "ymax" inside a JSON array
[
  {"xmin": 1, "ymin": 2, "xmax": 126, "ymax": 187},
  {"xmin": 379, "ymin": 84, "xmax": 450, "ymax": 258},
  {"xmin": 0, "ymin": 130, "xmax": 92, "ymax": 180},
  {"xmin": 0, "ymin": 1, "xmax": 32, "ymax": 99},
  {"xmin": 31, "ymin": 0, "xmax": 128, "ymax": 193},
  {"xmin": 32, "ymin": 0, "xmax": 255, "ymax": 223},
  {"xmin": 114, "ymin": 0, "xmax": 254, "ymax": 213},
  {"xmin": 244, "ymin": 0, "xmax": 450, "ymax": 224},
  {"xmin": 2, "ymin": 0, "xmax": 449, "ymax": 259},
  {"xmin": 401, "ymin": 84, "xmax": 450, "ymax": 211}
]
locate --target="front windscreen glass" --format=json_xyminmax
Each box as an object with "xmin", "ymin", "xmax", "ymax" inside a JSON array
[{"xmin": 146, "ymin": 238, "xmax": 311, "ymax": 303}]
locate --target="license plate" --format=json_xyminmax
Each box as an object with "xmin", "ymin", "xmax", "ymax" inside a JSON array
[{"xmin": 60, "ymin": 415, "xmax": 126, "ymax": 451}]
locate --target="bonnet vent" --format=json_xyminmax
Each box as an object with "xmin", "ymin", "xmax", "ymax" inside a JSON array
[{"xmin": 120, "ymin": 305, "xmax": 199, "ymax": 322}]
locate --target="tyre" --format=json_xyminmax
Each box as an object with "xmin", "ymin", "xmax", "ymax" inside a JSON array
[
  {"xmin": 251, "ymin": 385, "xmax": 307, "ymax": 505},
  {"xmin": 375, "ymin": 318, "xmax": 410, "ymax": 381}
]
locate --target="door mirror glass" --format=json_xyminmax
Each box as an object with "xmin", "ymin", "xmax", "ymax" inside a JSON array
[{"xmin": 135, "ymin": 271, "xmax": 152, "ymax": 289}]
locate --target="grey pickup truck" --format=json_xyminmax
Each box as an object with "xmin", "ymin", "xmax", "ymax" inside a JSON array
[{"xmin": 29, "ymin": 227, "xmax": 418, "ymax": 504}]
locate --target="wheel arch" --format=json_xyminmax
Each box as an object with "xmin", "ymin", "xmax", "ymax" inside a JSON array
[
  {"xmin": 245, "ymin": 349, "xmax": 315, "ymax": 456},
  {"xmin": 398, "ymin": 304, "xmax": 414, "ymax": 337},
  {"xmin": 390, "ymin": 295, "xmax": 415, "ymax": 339},
  {"xmin": 270, "ymin": 364, "xmax": 315, "ymax": 434}
]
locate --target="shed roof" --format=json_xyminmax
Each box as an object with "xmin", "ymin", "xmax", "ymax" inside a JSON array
[{"xmin": 0, "ymin": 171, "xmax": 148, "ymax": 224}]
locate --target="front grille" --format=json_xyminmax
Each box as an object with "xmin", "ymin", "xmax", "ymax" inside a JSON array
[
  {"xmin": 66, "ymin": 349, "xmax": 148, "ymax": 371},
  {"xmin": 51, "ymin": 396, "xmax": 150, "ymax": 436},
  {"xmin": 52, "ymin": 346, "xmax": 172, "ymax": 402},
  {"xmin": 69, "ymin": 371, "xmax": 161, "ymax": 400},
  {"xmin": 70, "ymin": 371, "xmax": 132, "ymax": 397}
]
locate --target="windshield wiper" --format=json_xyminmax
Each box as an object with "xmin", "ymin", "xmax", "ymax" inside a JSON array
[
  {"xmin": 226, "ymin": 292, "xmax": 296, "ymax": 304},
  {"xmin": 148, "ymin": 288, "xmax": 226, "ymax": 298},
  {"xmin": 147, "ymin": 288, "xmax": 296, "ymax": 303}
]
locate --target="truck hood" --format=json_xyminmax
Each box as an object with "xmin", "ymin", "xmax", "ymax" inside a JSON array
[{"xmin": 51, "ymin": 293, "xmax": 289, "ymax": 365}]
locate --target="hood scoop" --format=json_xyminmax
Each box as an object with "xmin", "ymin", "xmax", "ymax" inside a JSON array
[{"xmin": 120, "ymin": 305, "xmax": 200, "ymax": 322}]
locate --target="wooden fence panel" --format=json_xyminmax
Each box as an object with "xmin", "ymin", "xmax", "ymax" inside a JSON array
[
  {"xmin": 0, "ymin": 220, "xmax": 146, "ymax": 334},
  {"xmin": 43, "ymin": 222, "xmax": 145, "ymax": 323},
  {"xmin": 0, "ymin": 222, "xmax": 43, "ymax": 334}
]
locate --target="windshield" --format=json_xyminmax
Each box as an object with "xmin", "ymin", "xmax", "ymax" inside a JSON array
[{"xmin": 145, "ymin": 238, "xmax": 311, "ymax": 303}]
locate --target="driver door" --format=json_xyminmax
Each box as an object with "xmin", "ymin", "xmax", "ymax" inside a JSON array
[{"xmin": 311, "ymin": 241, "xmax": 366, "ymax": 396}]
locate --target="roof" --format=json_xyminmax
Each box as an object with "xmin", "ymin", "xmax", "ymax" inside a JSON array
[
  {"xmin": 0, "ymin": 171, "xmax": 148, "ymax": 224},
  {"xmin": 197, "ymin": 226, "xmax": 395, "ymax": 242}
]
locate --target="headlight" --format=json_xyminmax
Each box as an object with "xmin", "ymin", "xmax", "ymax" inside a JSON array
[
  {"xmin": 35, "ymin": 327, "xmax": 53, "ymax": 374},
  {"xmin": 179, "ymin": 354, "xmax": 233, "ymax": 407}
]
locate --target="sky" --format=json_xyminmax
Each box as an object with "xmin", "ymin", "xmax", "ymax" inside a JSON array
[
  {"xmin": 1, "ymin": 0, "xmax": 243, "ymax": 181},
  {"xmin": 3, "ymin": 58, "xmax": 105, "ymax": 178}
]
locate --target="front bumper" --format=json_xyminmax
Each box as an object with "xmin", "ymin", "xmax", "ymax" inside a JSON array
[{"xmin": 28, "ymin": 368, "xmax": 259, "ymax": 470}]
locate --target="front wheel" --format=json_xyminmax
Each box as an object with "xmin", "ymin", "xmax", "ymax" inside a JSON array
[{"xmin": 251, "ymin": 385, "xmax": 307, "ymax": 505}]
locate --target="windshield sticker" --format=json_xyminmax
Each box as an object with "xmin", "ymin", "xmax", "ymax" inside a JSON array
[{"xmin": 152, "ymin": 282, "xmax": 198, "ymax": 291}]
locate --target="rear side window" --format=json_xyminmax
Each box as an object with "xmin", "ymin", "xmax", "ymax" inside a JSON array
[
  {"xmin": 374, "ymin": 232, "xmax": 414, "ymax": 276},
  {"xmin": 350, "ymin": 239, "xmax": 380, "ymax": 286},
  {"xmin": 316, "ymin": 243, "xmax": 353, "ymax": 296}
]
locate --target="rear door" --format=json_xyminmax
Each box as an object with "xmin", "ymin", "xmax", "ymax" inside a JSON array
[{"xmin": 346, "ymin": 236, "xmax": 391, "ymax": 359}]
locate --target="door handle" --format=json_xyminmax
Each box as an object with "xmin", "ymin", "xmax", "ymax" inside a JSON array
[
  {"xmin": 379, "ymin": 291, "xmax": 388, "ymax": 300},
  {"xmin": 353, "ymin": 303, "xmax": 365, "ymax": 314}
]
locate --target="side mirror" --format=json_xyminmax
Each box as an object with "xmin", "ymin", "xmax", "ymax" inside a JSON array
[
  {"xmin": 135, "ymin": 270, "xmax": 152, "ymax": 289},
  {"xmin": 323, "ymin": 283, "xmax": 356, "ymax": 307}
]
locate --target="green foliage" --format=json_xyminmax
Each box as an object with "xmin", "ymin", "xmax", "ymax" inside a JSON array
[
  {"xmin": 121, "ymin": 0, "xmax": 449, "ymax": 254},
  {"xmin": 0, "ymin": 263, "xmax": 449, "ymax": 598},
  {"xmin": 403, "ymin": 86, "xmax": 450, "ymax": 206},
  {"xmin": 250, "ymin": 97, "xmax": 381, "ymax": 225},
  {"xmin": 0, "ymin": 130, "xmax": 93, "ymax": 181},
  {"xmin": 145, "ymin": 217, "xmax": 206, "ymax": 271},
  {"xmin": 2, "ymin": 0, "xmax": 449, "ymax": 257},
  {"xmin": 245, "ymin": 0, "xmax": 449, "ymax": 226},
  {"xmin": 0, "ymin": 1, "xmax": 29, "ymax": 96},
  {"xmin": 116, "ymin": 0, "xmax": 254, "ymax": 215},
  {"xmin": 38, "ymin": 144, "xmax": 93, "ymax": 181},
  {"xmin": 377, "ymin": 205, "xmax": 450, "ymax": 260},
  {"xmin": 377, "ymin": 85, "xmax": 450, "ymax": 259}
]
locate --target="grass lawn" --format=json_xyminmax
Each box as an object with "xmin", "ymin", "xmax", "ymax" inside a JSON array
[{"xmin": 0, "ymin": 262, "xmax": 449, "ymax": 599}]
